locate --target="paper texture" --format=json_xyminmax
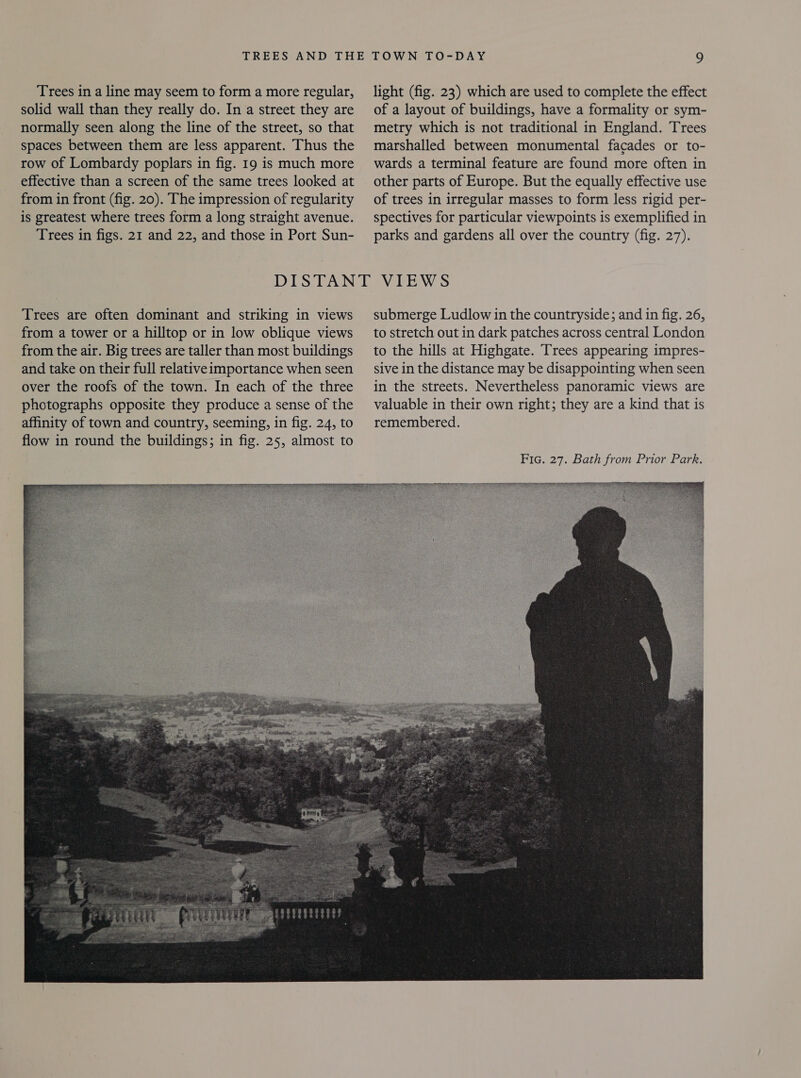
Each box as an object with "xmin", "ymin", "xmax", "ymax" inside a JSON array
[{"xmin": 2, "ymin": 0, "xmax": 799, "ymax": 1073}]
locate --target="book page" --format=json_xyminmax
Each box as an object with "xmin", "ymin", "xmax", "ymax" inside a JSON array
[{"xmin": 2, "ymin": 0, "xmax": 799, "ymax": 1074}]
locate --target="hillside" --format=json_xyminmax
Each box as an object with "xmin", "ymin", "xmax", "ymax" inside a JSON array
[
  {"xmin": 24, "ymin": 692, "xmax": 535, "ymax": 747},
  {"xmin": 25, "ymin": 786, "xmax": 500, "ymax": 905}
]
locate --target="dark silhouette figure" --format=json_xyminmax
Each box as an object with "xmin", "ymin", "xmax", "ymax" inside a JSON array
[{"xmin": 527, "ymin": 507, "xmax": 673, "ymax": 964}]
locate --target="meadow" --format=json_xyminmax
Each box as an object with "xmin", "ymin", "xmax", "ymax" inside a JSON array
[{"xmin": 26, "ymin": 786, "xmax": 509, "ymax": 905}]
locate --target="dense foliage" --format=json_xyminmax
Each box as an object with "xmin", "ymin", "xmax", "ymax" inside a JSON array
[
  {"xmin": 371, "ymin": 719, "xmax": 558, "ymax": 862},
  {"xmin": 24, "ymin": 712, "xmax": 357, "ymax": 852},
  {"xmin": 24, "ymin": 714, "xmax": 102, "ymax": 854},
  {"xmin": 25, "ymin": 691, "xmax": 702, "ymax": 863}
]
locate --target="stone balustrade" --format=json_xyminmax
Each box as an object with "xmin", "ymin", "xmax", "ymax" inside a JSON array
[
  {"xmin": 272, "ymin": 901, "xmax": 344, "ymax": 924},
  {"xmin": 87, "ymin": 903, "xmax": 275, "ymax": 929},
  {"xmin": 34, "ymin": 854, "xmax": 346, "ymax": 941},
  {"xmin": 180, "ymin": 904, "xmax": 270, "ymax": 924},
  {"xmin": 89, "ymin": 905, "xmax": 170, "ymax": 927}
]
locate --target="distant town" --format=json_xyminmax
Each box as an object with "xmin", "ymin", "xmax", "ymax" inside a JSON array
[{"xmin": 24, "ymin": 691, "xmax": 535, "ymax": 750}]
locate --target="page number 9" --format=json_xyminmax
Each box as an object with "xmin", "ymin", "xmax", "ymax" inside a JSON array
[{"xmin": 696, "ymin": 51, "xmax": 704, "ymax": 62}]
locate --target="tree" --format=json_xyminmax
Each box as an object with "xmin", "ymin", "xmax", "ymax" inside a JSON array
[
  {"xmin": 164, "ymin": 748, "xmax": 224, "ymax": 842},
  {"xmin": 25, "ymin": 714, "xmax": 101, "ymax": 855},
  {"xmin": 448, "ymin": 808, "xmax": 509, "ymax": 863},
  {"xmin": 126, "ymin": 717, "xmax": 170, "ymax": 794},
  {"xmin": 82, "ymin": 729, "xmax": 131, "ymax": 787},
  {"xmin": 360, "ymin": 749, "xmax": 378, "ymax": 772},
  {"xmin": 373, "ymin": 718, "xmax": 556, "ymax": 862},
  {"xmin": 165, "ymin": 796, "xmax": 223, "ymax": 844}
]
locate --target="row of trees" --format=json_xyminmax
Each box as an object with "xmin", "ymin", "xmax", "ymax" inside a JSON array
[
  {"xmin": 24, "ymin": 711, "xmax": 553, "ymax": 862},
  {"xmin": 23, "ymin": 713, "xmax": 359, "ymax": 854},
  {"xmin": 25, "ymin": 692, "xmax": 702, "ymax": 863},
  {"xmin": 370, "ymin": 692, "xmax": 704, "ymax": 863}
]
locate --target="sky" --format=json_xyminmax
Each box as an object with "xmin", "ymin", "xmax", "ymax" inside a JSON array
[{"xmin": 25, "ymin": 483, "xmax": 702, "ymax": 703}]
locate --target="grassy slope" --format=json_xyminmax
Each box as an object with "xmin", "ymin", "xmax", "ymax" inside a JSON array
[{"xmin": 26, "ymin": 787, "xmax": 504, "ymax": 904}]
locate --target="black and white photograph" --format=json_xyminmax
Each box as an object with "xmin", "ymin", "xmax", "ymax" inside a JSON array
[{"xmin": 24, "ymin": 483, "xmax": 702, "ymax": 981}]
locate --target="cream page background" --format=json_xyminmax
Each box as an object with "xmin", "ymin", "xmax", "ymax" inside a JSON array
[{"xmin": 2, "ymin": 1, "xmax": 799, "ymax": 1074}]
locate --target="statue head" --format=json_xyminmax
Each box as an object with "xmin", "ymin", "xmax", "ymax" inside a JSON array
[{"xmin": 572, "ymin": 507, "xmax": 626, "ymax": 565}]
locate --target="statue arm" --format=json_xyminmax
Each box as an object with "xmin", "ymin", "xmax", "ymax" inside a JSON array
[{"xmin": 527, "ymin": 592, "xmax": 554, "ymax": 705}]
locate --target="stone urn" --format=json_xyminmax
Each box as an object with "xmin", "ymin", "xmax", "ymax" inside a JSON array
[
  {"xmin": 50, "ymin": 844, "xmax": 74, "ymax": 905},
  {"xmin": 54, "ymin": 844, "xmax": 72, "ymax": 884},
  {"xmin": 356, "ymin": 844, "xmax": 372, "ymax": 878},
  {"xmin": 231, "ymin": 857, "xmax": 247, "ymax": 904},
  {"xmin": 390, "ymin": 841, "xmax": 424, "ymax": 888}
]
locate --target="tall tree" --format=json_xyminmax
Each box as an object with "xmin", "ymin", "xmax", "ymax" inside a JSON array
[
  {"xmin": 24, "ymin": 714, "xmax": 100, "ymax": 854},
  {"xmin": 126, "ymin": 717, "xmax": 170, "ymax": 795}
]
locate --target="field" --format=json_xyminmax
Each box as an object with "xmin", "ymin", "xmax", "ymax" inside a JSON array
[{"xmin": 26, "ymin": 787, "xmax": 511, "ymax": 905}]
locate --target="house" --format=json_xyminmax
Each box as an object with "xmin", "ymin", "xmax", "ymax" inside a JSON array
[{"xmin": 300, "ymin": 807, "xmax": 325, "ymax": 824}]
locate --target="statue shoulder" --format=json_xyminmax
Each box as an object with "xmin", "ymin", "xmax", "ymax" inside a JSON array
[
  {"xmin": 617, "ymin": 560, "xmax": 657, "ymax": 591},
  {"xmin": 526, "ymin": 567, "xmax": 582, "ymax": 627},
  {"xmin": 526, "ymin": 591, "xmax": 551, "ymax": 628},
  {"xmin": 617, "ymin": 561, "xmax": 663, "ymax": 609},
  {"xmin": 552, "ymin": 566, "xmax": 582, "ymax": 595}
]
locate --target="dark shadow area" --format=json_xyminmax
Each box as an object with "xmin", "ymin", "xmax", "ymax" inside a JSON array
[
  {"xmin": 82, "ymin": 804, "xmax": 175, "ymax": 862},
  {"xmin": 206, "ymin": 839, "xmax": 292, "ymax": 854},
  {"xmin": 351, "ymin": 837, "xmax": 701, "ymax": 980},
  {"xmin": 26, "ymin": 929, "xmax": 361, "ymax": 982},
  {"xmin": 26, "ymin": 824, "xmax": 701, "ymax": 981}
]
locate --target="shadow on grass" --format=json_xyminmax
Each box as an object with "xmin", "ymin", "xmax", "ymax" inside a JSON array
[
  {"xmin": 88, "ymin": 803, "xmax": 175, "ymax": 862},
  {"xmin": 206, "ymin": 839, "xmax": 293, "ymax": 855}
]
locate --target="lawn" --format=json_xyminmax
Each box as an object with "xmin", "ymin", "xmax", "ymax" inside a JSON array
[{"xmin": 26, "ymin": 787, "xmax": 510, "ymax": 905}]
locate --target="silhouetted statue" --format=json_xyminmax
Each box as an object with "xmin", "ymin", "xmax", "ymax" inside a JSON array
[{"xmin": 527, "ymin": 507, "xmax": 673, "ymax": 957}]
